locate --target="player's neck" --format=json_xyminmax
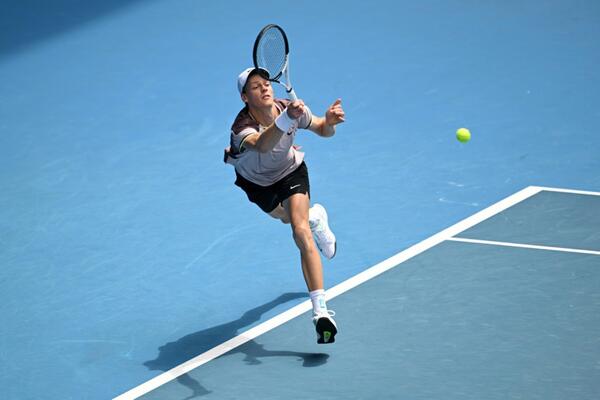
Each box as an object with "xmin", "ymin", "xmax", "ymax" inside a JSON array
[{"xmin": 248, "ymin": 104, "xmax": 278, "ymax": 127}]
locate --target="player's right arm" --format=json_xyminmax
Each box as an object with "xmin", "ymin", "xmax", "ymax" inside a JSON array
[
  {"xmin": 241, "ymin": 101, "xmax": 304, "ymax": 153},
  {"xmin": 240, "ymin": 125, "xmax": 283, "ymax": 153}
]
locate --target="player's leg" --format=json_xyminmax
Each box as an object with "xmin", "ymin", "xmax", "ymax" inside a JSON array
[
  {"xmin": 283, "ymin": 192, "xmax": 322, "ymax": 290},
  {"xmin": 283, "ymin": 193, "xmax": 337, "ymax": 343},
  {"xmin": 268, "ymin": 204, "xmax": 290, "ymax": 224}
]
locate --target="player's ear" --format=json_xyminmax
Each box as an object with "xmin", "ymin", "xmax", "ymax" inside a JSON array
[{"xmin": 241, "ymin": 92, "xmax": 248, "ymax": 103}]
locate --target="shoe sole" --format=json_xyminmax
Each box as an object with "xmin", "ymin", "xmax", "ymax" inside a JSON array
[{"xmin": 315, "ymin": 317, "xmax": 338, "ymax": 344}]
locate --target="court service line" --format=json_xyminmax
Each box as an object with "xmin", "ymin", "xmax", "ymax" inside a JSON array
[
  {"xmin": 447, "ymin": 237, "xmax": 600, "ymax": 256},
  {"xmin": 533, "ymin": 186, "xmax": 600, "ymax": 197},
  {"xmin": 113, "ymin": 185, "xmax": 544, "ymax": 400}
]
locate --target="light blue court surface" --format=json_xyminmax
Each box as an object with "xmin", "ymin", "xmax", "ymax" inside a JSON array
[
  {"xmin": 1, "ymin": 1, "xmax": 600, "ymax": 399},
  {"xmin": 133, "ymin": 187, "xmax": 600, "ymax": 399}
]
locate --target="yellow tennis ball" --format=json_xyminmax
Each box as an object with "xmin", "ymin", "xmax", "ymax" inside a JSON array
[{"xmin": 456, "ymin": 128, "xmax": 471, "ymax": 143}]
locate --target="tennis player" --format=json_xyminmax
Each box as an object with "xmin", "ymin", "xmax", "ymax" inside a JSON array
[{"xmin": 224, "ymin": 67, "xmax": 345, "ymax": 344}]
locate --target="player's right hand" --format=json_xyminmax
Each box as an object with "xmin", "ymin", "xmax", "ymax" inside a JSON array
[{"xmin": 286, "ymin": 100, "xmax": 305, "ymax": 119}]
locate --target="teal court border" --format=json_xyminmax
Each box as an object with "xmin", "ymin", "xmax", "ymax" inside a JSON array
[{"xmin": 114, "ymin": 185, "xmax": 600, "ymax": 399}]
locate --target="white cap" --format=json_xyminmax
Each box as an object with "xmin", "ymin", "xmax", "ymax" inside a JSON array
[{"xmin": 237, "ymin": 67, "xmax": 270, "ymax": 94}]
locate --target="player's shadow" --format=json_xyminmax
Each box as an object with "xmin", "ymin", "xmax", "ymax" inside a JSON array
[{"xmin": 144, "ymin": 292, "xmax": 329, "ymax": 398}]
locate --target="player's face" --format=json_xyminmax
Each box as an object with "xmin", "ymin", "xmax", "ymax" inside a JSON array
[{"xmin": 243, "ymin": 75, "xmax": 273, "ymax": 108}]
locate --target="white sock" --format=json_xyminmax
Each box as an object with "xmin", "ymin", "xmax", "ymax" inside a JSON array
[{"xmin": 310, "ymin": 289, "xmax": 327, "ymax": 315}]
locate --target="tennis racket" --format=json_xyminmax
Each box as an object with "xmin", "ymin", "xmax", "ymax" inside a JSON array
[{"xmin": 253, "ymin": 24, "xmax": 297, "ymax": 100}]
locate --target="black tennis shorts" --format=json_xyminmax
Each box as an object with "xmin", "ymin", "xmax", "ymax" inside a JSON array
[{"xmin": 235, "ymin": 162, "xmax": 311, "ymax": 213}]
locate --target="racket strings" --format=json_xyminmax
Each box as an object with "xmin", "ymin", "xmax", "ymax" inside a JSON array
[{"xmin": 256, "ymin": 29, "xmax": 287, "ymax": 78}]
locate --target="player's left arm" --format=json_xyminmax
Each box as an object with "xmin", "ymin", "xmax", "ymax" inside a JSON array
[{"xmin": 308, "ymin": 99, "xmax": 345, "ymax": 137}]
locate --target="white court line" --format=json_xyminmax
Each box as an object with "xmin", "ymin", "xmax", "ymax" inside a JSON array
[
  {"xmin": 533, "ymin": 186, "xmax": 600, "ymax": 197},
  {"xmin": 113, "ymin": 300, "xmax": 315, "ymax": 400},
  {"xmin": 114, "ymin": 185, "xmax": 546, "ymax": 400},
  {"xmin": 447, "ymin": 237, "xmax": 600, "ymax": 256}
]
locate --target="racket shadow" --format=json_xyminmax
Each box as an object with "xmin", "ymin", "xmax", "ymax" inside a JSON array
[{"xmin": 144, "ymin": 292, "xmax": 328, "ymax": 398}]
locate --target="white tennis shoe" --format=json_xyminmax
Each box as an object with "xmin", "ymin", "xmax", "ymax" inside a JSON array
[
  {"xmin": 312, "ymin": 310, "xmax": 338, "ymax": 344},
  {"xmin": 309, "ymin": 204, "xmax": 337, "ymax": 259}
]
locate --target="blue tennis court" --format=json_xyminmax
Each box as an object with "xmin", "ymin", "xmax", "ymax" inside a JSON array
[
  {"xmin": 1, "ymin": 1, "xmax": 599, "ymax": 399},
  {"xmin": 121, "ymin": 186, "xmax": 600, "ymax": 399}
]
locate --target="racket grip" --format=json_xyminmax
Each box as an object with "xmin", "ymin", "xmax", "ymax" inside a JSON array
[{"xmin": 287, "ymin": 88, "xmax": 298, "ymax": 101}]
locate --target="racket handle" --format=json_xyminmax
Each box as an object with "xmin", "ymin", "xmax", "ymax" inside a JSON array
[{"xmin": 287, "ymin": 87, "xmax": 298, "ymax": 101}]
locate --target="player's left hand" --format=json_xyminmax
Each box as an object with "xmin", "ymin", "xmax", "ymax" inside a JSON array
[{"xmin": 325, "ymin": 99, "xmax": 345, "ymax": 126}]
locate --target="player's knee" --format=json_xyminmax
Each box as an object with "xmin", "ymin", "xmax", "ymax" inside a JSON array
[
  {"xmin": 292, "ymin": 224, "xmax": 313, "ymax": 250},
  {"xmin": 268, "ymin": 207, "xmax": 290, "ymax": 224}
]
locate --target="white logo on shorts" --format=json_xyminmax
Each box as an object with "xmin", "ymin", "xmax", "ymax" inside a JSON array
[{"xmin": 290, "ymin": 184, "xmax": 301, "ymax": 190}]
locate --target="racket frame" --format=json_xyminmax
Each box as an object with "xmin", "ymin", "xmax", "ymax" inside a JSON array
[{"xmin": 253, "ymin": 24, "xmax": 298, "ymax": 100}]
